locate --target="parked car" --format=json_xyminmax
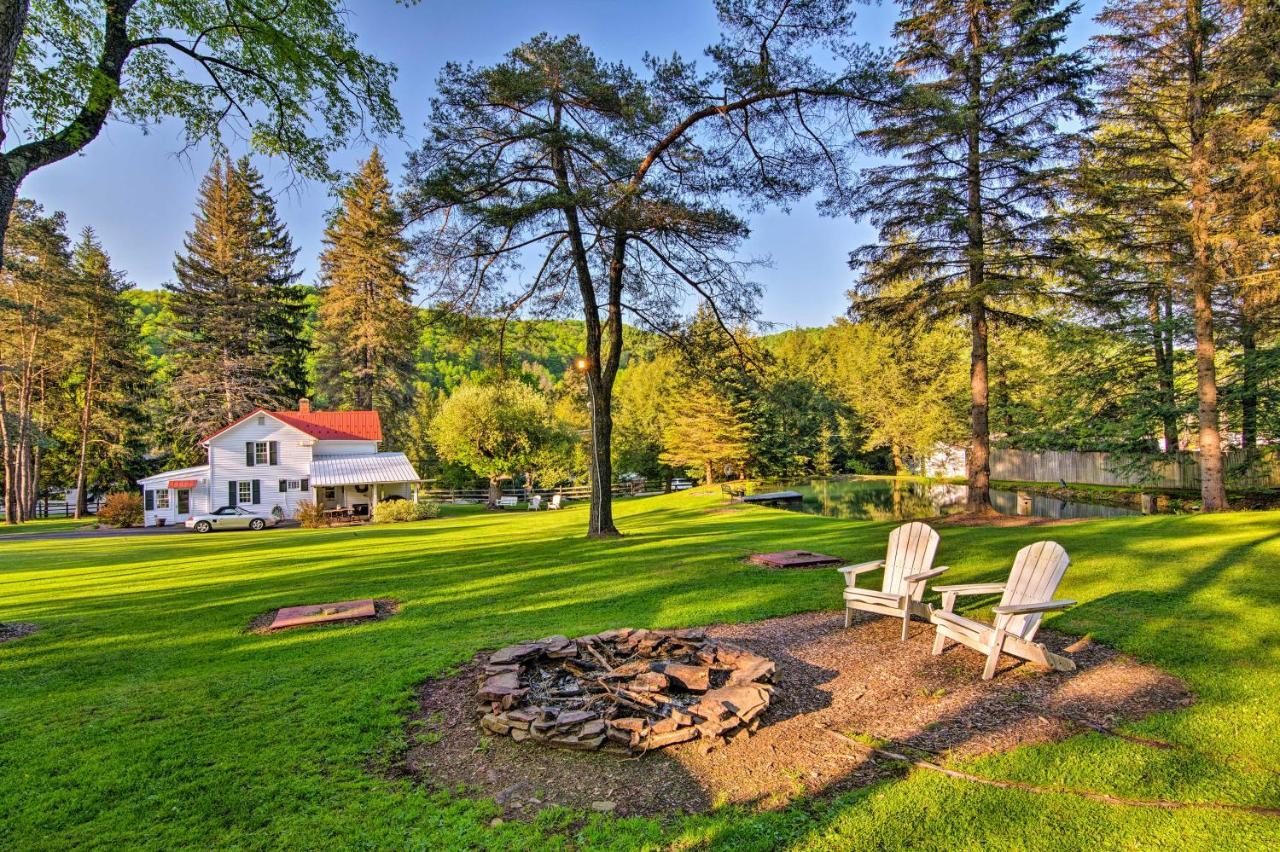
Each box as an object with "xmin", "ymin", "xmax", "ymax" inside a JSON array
[{"xmin": 185, "ymin": 506, "xmax": 279, "ymax": 533}]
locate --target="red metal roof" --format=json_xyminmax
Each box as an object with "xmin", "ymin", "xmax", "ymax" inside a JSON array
[
  {"xmin": 203, "ymin": 408, "xmax": 382, "ymax": 443},
  {"xmin": 270, "ymin": 410, "xmax": 383, "ymax": 442}
]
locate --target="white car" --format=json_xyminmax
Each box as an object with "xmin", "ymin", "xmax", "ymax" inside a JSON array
[{"xmin": 185, "ymin": 506, "xmax": 279, "ymax": 533}]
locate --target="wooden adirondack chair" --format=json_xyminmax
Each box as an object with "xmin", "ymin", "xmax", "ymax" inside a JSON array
[
  {"xmin": 547, "ymin": 494, "xmax": 563, "ymax": 510},
  {"xmin": 930, "ymin": 540, "xmax": 1076, "ymax": 680},
  {"xmin": 838, "ymin": 522, "xmax": 948, "ymax": 640}
]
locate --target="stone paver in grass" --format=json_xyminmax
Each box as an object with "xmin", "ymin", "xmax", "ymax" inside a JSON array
[
  {"xmin": 747, "ymin": 550, "xmax": 843, "ymax": 568},
  {"xmin": 269, "ymin": 599, "xmax": 377, "ymax": 630}
]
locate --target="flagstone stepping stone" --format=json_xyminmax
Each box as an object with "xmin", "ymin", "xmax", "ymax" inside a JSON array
[
  {"xmin": 747, "ymin": 550, "xmax": 843, "ymax": 568},
  {"xmin": 268, "ymin": 599, "xmax": 376, "ymax": 630}
]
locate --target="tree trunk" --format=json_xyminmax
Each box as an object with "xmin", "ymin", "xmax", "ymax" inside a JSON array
[
  {"xmin": 967, "ymin": 301, "xmax": 993, "ymax": 513},
  {"xmin": 585, "ymin": 378, "xmax": 618, "ymax": 535},
  {"xmin": 964, "ymin": 1, "xmax": 992, "ymax": 515},
  {"xmin": 704, "ymin": 460, "xmax": 714, "ymax": 485},
  {"xmin": 1186, "ymin": 0, "xmax": 1229, "ymax": 511},
  {"xmin": 891, "ymin": 442, "xmax": 905, "ymax": 475},
  {"xmin": 73, "ymin": 336, "xmax": 99, "ymax": 519},
  {"xmin": 487, "ymin": 476, "xmax": 501, "ymax": 509}
]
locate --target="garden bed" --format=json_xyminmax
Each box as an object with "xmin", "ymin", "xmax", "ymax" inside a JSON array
[{"xmin": 405, "ymin": 611, "xmax": 1190, "ymax": 819}]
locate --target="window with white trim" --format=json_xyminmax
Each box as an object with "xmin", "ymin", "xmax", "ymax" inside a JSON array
[
  {"xmin": 238, "ymin": 481, "xmax": 253, "ymax": 504},
  {"xmin": 155, "ymin": 489, "xmax": 171, "ymax": 509},
  {"xmin": 253, "ymin": 441, "xmax": 269, "ymax": 465},
  {"xmin": 286, "ymin": 480, "xmax": 301, "ymax": 491}
]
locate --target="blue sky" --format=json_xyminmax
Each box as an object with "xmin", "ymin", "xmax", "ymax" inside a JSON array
[{"xmin": 22, "ymin": 0, "xmax": 1102, "ymax": 329}]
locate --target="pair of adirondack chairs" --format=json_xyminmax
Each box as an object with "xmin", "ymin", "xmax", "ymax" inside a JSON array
[{"xmin": 838, "ymin": 522, "xmax": 1076, "ymax": 679}]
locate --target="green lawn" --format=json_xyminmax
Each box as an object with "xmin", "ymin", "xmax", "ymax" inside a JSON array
[
  {"xmin": 0, "ymin": 517, "xmax": 97, "ymax": 537},
  {"xmin": 2, "ymin": 490, "xmax": 1278, "ymax": 849}
]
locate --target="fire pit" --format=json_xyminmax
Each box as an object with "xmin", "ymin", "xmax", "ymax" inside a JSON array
[{"xmin": 475, "ymin": 628, "xmax": 776, "ymax": 753}]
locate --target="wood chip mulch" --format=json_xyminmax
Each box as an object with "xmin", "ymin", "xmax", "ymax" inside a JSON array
[
  {"xmin": 0, "ymin": 622, "xmax": 38, "ymax": 644},
  {"xmin": 402, "ymin": 611, "xmax": 1191, "ymax": 819},
  {"xmin": 245, "ymin": 598, "xmax": 400, "ymax": 634}
]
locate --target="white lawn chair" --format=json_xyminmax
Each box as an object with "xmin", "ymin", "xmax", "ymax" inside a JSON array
[
  {"xmin": 547, "ymin": 494, "xmax": 563, "ymax": 510},
  {"xmin": 838, "ymin": 522, "xmax": 948, "ymax": 641},
  {"xmin": 930, "ymin": 540, "xmax": 1076, "ymax": 680},
  {"xmin": 528, "ymin": 494, "xmax": 542, "ymax": 510}
]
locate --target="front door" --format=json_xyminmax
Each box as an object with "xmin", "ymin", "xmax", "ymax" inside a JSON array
[{"xmin": 176, "ymin": 489, "xmax": 191, "ymax": 518}]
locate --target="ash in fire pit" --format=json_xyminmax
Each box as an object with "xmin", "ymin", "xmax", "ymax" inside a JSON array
[{"xmin": 476, "ymin": 628, "xmax": 775, "ymax": 753}]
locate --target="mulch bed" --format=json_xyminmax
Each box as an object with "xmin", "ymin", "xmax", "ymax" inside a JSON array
[
  {"xmin": 245, "ymin": 598, "xmax": 400, "ymax": 634},
  {"xmin": 0, "ymin": 622, "xmax": 38, "ymax": 644},
  {"xmin": 404, "ymin": 611, "xmax": 1190, "ymax": 819}
]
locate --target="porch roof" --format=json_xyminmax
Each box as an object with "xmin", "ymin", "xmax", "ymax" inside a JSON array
[
  {"xmin": 137, "ymin": 464, "xmax": 210, "ymax": 487},
  {"xmin": 310, "ymin": 452, "xmax": 421, "ymax": 487}
]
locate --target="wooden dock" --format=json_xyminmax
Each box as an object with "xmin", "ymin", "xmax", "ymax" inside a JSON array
[{"xmin": 740, "ymin": 490, "xmax": 804, "ymax": 507}]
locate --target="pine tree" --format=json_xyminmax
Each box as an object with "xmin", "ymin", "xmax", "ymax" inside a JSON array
[
  {"xmin": 1087, "ymin": 0, "xmax": 1280, "ymax": 508},
  {"xmin": 166, "ymin": 158, "xmax": 307, "ymax": 447},
  {"xmin": 660, "ymin": 381, "xmax": 751, "ymax": 484},
  {"xmin": 314, "ymin": 149, "xmax": 419, "ymax": 437},
  {"xmin": 61, "ymin": 229, "xmax": 152, "ymax": 517},
  {"xmin": 849, "ymin": 0, "xmax": 1092, "ymax": 513}
]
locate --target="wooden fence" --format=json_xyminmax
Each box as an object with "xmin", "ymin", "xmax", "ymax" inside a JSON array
[
  {"xmin": 989, "ymin": 448, "xmax": 1280, "ymax": 490},
  {"xmin": 4, "ymin": 498, "xmax": 105, "ymax": 520},
  {"xmin": 418, "ymin": 480, "xmax": 648, "ymax": 502}
]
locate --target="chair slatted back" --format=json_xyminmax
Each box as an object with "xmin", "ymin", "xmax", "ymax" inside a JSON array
[
  {"xmin": 883, "ymin": 522, "xmax": 940, "ymax": 599},
  {"xmin": 999, "ymin": 541, "xmax": 1071, "ymax": 640}
]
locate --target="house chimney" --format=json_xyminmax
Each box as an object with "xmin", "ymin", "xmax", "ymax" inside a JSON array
[{"xmin": 298, "ymin": 398, "xmax": 311, "ymax": 413}]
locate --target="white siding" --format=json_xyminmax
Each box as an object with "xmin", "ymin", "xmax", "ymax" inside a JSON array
[
  {"xmin": 313, "ymin": 439, "xmax": 379, "ymax": 457},
  {"xmin": 140, "ymin": 465, "xmax": 211, "ymax": 527},
  {"xmin": 208, "ymin": 416, "xmax": 314, "ymax": 519}
]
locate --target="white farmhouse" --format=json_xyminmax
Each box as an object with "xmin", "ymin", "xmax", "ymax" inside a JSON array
[{"xmin": 137, "ymin": 400, "xmax": 422, "ymax": 526}]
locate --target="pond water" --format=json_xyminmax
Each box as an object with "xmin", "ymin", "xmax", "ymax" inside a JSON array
[{"xmin": 763, "ymin": 476, "xmax": 1142, "ymax": 521}]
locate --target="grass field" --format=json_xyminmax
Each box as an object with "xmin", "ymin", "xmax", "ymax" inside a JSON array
[
  {"xmin": 2, "ymin": 490, "xmax": 1279, "ymax": 849},
  {"xmin": 0, "ymin": 517, "xmax": 97, "ymax": 537}
]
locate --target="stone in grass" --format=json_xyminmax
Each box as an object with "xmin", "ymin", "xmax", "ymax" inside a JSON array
[{"xmin": 268, "ymin": 599, "xmax": 376, "ymax": 630}]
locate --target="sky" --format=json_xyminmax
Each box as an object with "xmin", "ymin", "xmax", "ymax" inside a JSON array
[{"xmin": 20, "ymin": 0, "xmax": 1103, "ymax": 330}]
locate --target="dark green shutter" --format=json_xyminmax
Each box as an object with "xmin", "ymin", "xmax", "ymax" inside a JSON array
[
  {"xmin": 279, "ymin": 479, "xmax": 288, "ymax": 493},
  {"xmin": 251, "ymin": 480, "xmax": 261, "ymax": 505},
  {"xmin": 245, "ymin": 442, "xmax": 255, "ymax": 466},
  {"xmin": 269, "ymin": 442, "xmax": 278, "ymax": 465},
  {"xmin": 228, "ymin": 481, "xmax": 237, "ymax": 507},
  {"xmin": 301, "ymin": 478, "xmax": 310, "ymax": 491},
  {"xmin": 144, "ymin": 490, "xmax": 154, "ymax": 511}
]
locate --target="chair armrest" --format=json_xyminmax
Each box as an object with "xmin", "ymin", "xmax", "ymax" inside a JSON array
[
  {"xmin": 837, "ymin": 560, "xmax": 883, "ymax": 577},
  {"xmin": 903, "ymin": 566, "xmax": 949, "ymax": 584},
  {"xmin": 992, "ymin": 599, "xmax": 1076, "ymax": 615},
  {"xmin": 932, "ymin": 582, "xmax": 1006, "ymax": 595}
]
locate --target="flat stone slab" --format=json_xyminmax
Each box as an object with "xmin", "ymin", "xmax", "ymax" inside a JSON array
[
  {"xmin": 748, "ymin": 550, "xmax": 843, "ymax": 568},
  {"xmin": 269, "ymin": 599, "xmax": 376, "ymax": 630}
]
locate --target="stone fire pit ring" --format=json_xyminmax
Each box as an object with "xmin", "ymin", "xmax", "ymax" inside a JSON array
[{"xmin": 476, "ymin": 628, "xmax": 776, "ymax": 754}]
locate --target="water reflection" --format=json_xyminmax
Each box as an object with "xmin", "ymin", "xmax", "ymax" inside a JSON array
[{"xmin": 766, "ymin": 477, "xmax": 1140, "ymax": 521}]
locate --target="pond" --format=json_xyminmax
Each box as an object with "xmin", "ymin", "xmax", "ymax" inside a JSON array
[{"xmin": 761, "ymin": 476, "xmax": 1142, "ymax": 521}]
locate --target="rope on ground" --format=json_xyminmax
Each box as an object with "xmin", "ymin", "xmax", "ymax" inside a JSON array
[{"xmin": 818, "ymin": 725, "xmax": 1280, "ymax": 818}]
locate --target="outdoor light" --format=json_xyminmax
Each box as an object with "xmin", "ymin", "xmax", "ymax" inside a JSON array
[{"xmin": 574, "ymin": 357, "xmax": 589, "ymax": 372}]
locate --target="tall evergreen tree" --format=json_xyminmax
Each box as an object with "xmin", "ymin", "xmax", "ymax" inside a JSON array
[
  {"xmin": 849, "ymin": 0, "xmax": 1092, "ymax": 513},
  {"xmin": 314, "ymin": 149, "xmax": 420, "ymax": 439},
  {"xmin": 1088, "ymin": 0, "xmax": 1280, "ymax": 509},
  {"xmin": 61, "ymin": 229, "xmax": 152, "ymax": 517},
  {"xmin": 166, "ymin": 158, "xmax": 307, "ymax": 449}
]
